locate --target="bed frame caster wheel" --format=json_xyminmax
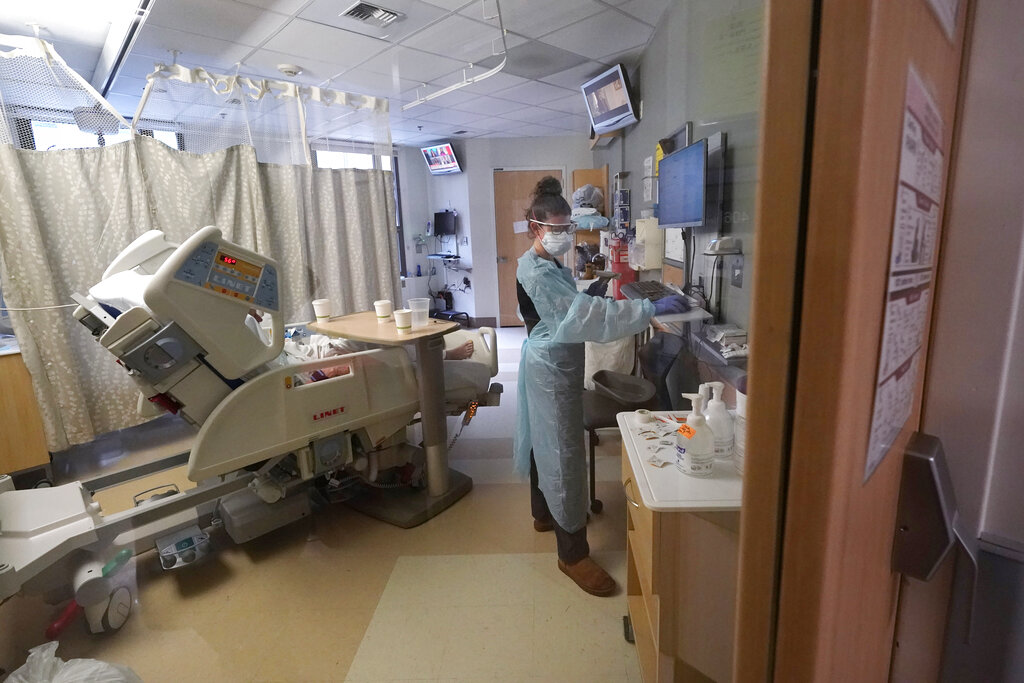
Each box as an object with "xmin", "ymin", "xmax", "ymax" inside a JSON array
[{"xmin": 591, "ymin": 499, "xmax": 603, "ymax": 514}]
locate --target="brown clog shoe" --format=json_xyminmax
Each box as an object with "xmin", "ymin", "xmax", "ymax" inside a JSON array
[
  {"xmin": 533, "ymin": 518, "xmax": 554, "ymax": 532},
  {"xmin": 558, "ymin": 556, "xmax": 617, "ymax": 596}
]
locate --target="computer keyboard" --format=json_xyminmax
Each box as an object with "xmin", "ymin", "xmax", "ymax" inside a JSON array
[{"xmin": 619, "ymin": 280, "xmax": 678, "ymax": 301}]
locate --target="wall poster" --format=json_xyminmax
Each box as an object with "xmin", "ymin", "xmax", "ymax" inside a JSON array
[{"xmin": 865, "ymin": 64, "xmax": 946, "ymax": 482}]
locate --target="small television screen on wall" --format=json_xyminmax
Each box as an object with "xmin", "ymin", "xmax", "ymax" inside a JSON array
[{"xmin": 421, "ymin": 142, "xmax": 462, "ymax": 175}]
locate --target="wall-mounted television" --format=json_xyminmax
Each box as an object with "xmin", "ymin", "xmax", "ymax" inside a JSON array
[
  {"xmin": 421, "ymin": 142, "xmax": 462, "ymax": 175},
  {"xmin": 433, "ymin": 211, "xmax": 457, "ymax": 235},
  {"xmin": 580, "ymin": 64, "xmax": 638, "ymax": 135},
  {"xmin": 658, "ymin": 138, "xmax": 707, "ymax": 229}
]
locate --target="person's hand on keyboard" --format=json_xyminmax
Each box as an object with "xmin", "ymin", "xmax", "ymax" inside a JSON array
[
  {"xmin": 585, "ymin": 280, "xmax": 608, "ymax": 297},
  {"xmin": 652, "ymin": 294, "xmax": 690, "ymax": 316}
]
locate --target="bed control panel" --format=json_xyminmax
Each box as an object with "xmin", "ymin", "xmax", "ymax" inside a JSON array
[{"xmin": 173, "ymin": 240, "xmax": 279, "ymax": 311}]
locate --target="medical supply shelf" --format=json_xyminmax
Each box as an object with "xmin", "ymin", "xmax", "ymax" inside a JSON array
[{"xmin": 618, "ymin": 411, "xmax": 741, "ymax": 682}]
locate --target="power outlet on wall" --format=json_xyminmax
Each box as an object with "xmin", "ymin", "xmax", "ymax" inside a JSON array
[
  {"xmin": 731, "ymin": 255, "xmax": 744, "ymax": 288},
  {"xmin": 461, "ymin": 236, "xmax": 469, "ymax": 246}
]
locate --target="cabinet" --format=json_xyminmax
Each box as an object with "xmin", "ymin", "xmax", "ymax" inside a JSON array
[
  {"xmin": 0, "ymin": 352, "xmax": 50, "ymax": 473},
  {"xmin": 619, "ymin": 412, "xmax": 741, "ymax": 682}
]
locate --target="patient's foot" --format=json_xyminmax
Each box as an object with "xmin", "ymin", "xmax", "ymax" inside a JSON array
[{"xmin": 445, "ymin": 339, "xmax": 474, "ymax": 360}]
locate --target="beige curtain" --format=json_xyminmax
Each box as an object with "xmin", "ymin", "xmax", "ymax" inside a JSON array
[{"xmin": 0, "ymin": 135, "xmax": 400, "ymax": 451}]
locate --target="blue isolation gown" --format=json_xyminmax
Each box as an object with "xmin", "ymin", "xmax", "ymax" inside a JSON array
[{"xmin": 514, "ymin": 247, "xmax": 654, "ymax": 533}]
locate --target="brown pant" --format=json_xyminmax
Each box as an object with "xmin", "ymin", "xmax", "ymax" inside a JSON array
[{"xmin": 530, "ymin": 451, "xmax": 589, "ymax": 564}]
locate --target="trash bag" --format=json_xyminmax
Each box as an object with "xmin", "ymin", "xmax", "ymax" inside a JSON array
[{"xmin": 7, "ymin": 642, "xmax": 142, "ymax": 683}]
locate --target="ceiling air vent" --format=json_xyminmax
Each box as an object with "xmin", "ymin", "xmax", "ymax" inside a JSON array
[{"xmin": 341, "ymin": 2, "xmax": 405, "ymax": 28}]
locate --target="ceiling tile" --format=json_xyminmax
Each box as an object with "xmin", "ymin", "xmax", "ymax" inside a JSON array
[
  {"xmin": 502, "ymin": 104, "xmax": 565, "ymax": 124},
  {"xmin": 147, "ymin": 0, "xmax": 289, "ymax": 48},
  {"xmin": 421, "ymin": 0, "xmax": 477, "ymax": 9},
  {"xmin": 600, "ymin": 46, "xmax": 646, "ymax": 68},
  {"xmin": 333, "ymin": 69, "xmax": 421, "ymax": 97},
  {"xmin": 105, "ymin": 93, "xmax": 142, "ymax": 118},
  {"xmin": 409, "ymin": 108, "xmax": 486, "ymax": 126},
  {"xmin": 401, "ymin": 14, "xmax": 522, "ymax": 65},
  {"xmin": 108, "ymin": 75, "xmax": 150, "ymax": 99},
  {"xmin": 391, "ymin": 103, "xmax": 442, "ymax": 120},
  {"xmin": 132, "ymin": 25, "xmax": 254, "ymax": 70},
  {"xmin": 492, "ymin": 80, "xmax": 576, "ymax": 106},
  {"xmin": 116, "ymin": 55, "xmax": 164, "ymax": 80},
  {"xmin": 469, "ymin": 115, "xmax": 521, "ymax": 131},
  {"xmin": 242, "ymin": 48, "xmax": 347, "ymax": 84},
  {"xmin": 475, "ymin": 40, "xmax": 589, "ymax": 80},
  {"xmin": 462, "ymin": 0, "xmax": 606, "ymax": 40},
  {"xmin": 539, "ymin": 60, "xmax": 609, "ymax": 90},
  {"xmin": 543, "ymin": 93, "xmax": 590, "ymax": 115},
  {"xmin": 358, "ymin": 46, "xmax": 466, "ymax": 84},
  {"xmin": 508, "ymin": 122, "xmax": 571, "ymax": 137},
  {"xmin": 451, "ymin": 95, "xmax": 529, "ymax": 116},
  {"xmin": 613, "ymin": 0, "xmax": 672, "ymax": 26},
  {"xmin": 299, "ymin": 0, "xmax": 447, "ymax": 43},
  {"xmin": 235, "ymin": 0, "xmax": 310, "ymax": 12},
  {"xmin": 261, "ymin": 19, "xmax": 389, "ymax": 70},
  {"xmin": 537, "ymin": 9, "xmax": 652, "ymax": 61}
]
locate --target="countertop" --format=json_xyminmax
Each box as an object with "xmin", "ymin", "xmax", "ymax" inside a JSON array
[{"xmin": 617, "ymin": 410, "xmax": 743, "ymax": 512}]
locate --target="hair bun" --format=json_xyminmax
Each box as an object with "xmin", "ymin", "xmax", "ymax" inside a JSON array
[{"xmin": 533, "ymin": 176, "xmax": 563, "ymax": 198}]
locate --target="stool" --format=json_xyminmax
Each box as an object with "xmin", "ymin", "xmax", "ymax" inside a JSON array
[{"xmin": 432, "ymin": 310, "xmax": 470, "ymax": 326}]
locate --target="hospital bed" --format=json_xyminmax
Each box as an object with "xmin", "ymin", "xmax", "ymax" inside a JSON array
[{"xmin": 0, "ymin": 226, "xmax": 500, "ymax": 635}]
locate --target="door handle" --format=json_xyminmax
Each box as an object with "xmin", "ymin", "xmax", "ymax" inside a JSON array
[
  {"xmin": 497, "ymin": 256, "xmax": 509, "ymax": 264},
  {"xmin": 893, "ymin": 432, "xmax": 978, "ymax": 643}
]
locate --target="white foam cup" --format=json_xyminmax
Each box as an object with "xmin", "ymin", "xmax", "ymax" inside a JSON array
[
  {"xmin": 312, "ymin": 298, "xmax": 332, "ymax": 322},
  {"xmin": 409, "ymin": 297, "xmax": 430, "ymax": 329},
  {"xmin": 394, "ymin": 308, "xmax": 412, "ymax": 334},
  {"xmin": 373, "ymin": 299, "xmax": 393, "ymax": 322}
]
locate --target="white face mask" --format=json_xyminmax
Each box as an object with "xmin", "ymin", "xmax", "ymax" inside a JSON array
[{"xmin": 540, "ymin": 231, "xmax": 573, "ymax": 256}]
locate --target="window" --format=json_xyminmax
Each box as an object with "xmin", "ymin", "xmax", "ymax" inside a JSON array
[
  {"xmin": 314, "ymin": 150, "xmax": 374, "ymax": 170},
  {"xmin": 30, "ymin": 120, "xmax": 132, "ymax": 150},
  {"xmin": 151, "ymin": 130, "xmax": 181, "ymax": 149}
]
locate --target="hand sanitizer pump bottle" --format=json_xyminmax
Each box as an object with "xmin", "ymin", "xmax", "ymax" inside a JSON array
[
  {"xmin": 698, "ymin": 383, "xmax": 711, "ymax": 416},
  {"xmin": 705, "ymin": 381, "xmax": 735, "ymax": 461},
  {"xmin": 675, "ymin": 393, "xmax": 715, "ymax": 478}
]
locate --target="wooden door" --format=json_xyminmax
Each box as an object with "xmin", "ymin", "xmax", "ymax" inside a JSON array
[
  {"xmin": 769, "ymin": 0, "xmax": 969, "ymax": 679},
  {"xmin": 493, "ymin": 169, "xmax": 562, "ymax": 327}
]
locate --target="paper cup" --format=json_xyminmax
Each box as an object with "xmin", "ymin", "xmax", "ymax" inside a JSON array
[
  {"xmin": 409, "ymin": 297, "xmax": 430, "ymax": 329},
  {"xmin": 394, "ymin": 308, "xmax": 412, "ymax": 334},
  {"xmin": 373, "ymin": 299, "xmax": 393, "ymax": 323},
  {"xmin": 312, "ymin": 298, "xmax": 332, "ymax": 322}
]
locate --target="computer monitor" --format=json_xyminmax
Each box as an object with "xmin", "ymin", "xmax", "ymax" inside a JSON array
[
  {"xmin": 433, "ymin": 211, "xmax": 457, "ymax": 235},
  {"xmin": 658, "ymin": 138, "xmax": 707, "ymax": 229}
]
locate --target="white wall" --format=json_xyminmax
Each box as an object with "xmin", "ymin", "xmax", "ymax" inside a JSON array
[
  {"xmin": 592, "ymin": 0, "xmax": 764, "ymax": 328},
  {"xmin": 397, "ymin": 135, "xmax": 593, "ymax": 323}
]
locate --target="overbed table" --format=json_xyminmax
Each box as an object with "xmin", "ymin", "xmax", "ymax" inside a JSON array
[{"xmin": 309, "ymin": 310, "xmax": 470, "ymax": 527}]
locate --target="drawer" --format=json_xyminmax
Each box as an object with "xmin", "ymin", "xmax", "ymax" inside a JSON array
[{"xmin": 622, "ymin": 453, "xmax": 655, "ymax": 557}]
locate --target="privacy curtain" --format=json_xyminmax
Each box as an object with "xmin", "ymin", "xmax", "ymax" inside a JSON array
[{"xmin": 0, "ymin": 38, "xmax": 399, "ymax": 451}]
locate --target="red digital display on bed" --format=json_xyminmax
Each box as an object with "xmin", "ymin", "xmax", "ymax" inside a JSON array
[{"xmin": 220, "ymin": 255, "xmax": 238, "ymax": 265}]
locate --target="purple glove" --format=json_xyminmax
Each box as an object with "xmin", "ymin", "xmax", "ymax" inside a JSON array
[
  {"xmin": 585, "ymin": 280, "xmax": 608, "ymax": 297},
  {"xmin": 652, "ymin": 294, "xmax": 690, "ymax": 315}
]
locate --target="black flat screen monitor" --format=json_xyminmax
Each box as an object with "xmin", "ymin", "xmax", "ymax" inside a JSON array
[
  {"xmin": 421, "ymin": 142, "xmax": 462, "ymax": 175},
  {"xmin": 580, "ymin": 64, "xmax": 638, "ymax": 135},
  {"xmin": 658, "ymin": 138, "xmax": 707, "ymax": 229},
  {"xmin": 433, "ymin": 211, "xmax": 457, "ymax": 235}
]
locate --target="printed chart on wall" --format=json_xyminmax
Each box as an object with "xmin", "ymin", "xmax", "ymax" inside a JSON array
[{"xmin": 865, "ymin": 65, "xmax": 946, "ymax": 482}]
